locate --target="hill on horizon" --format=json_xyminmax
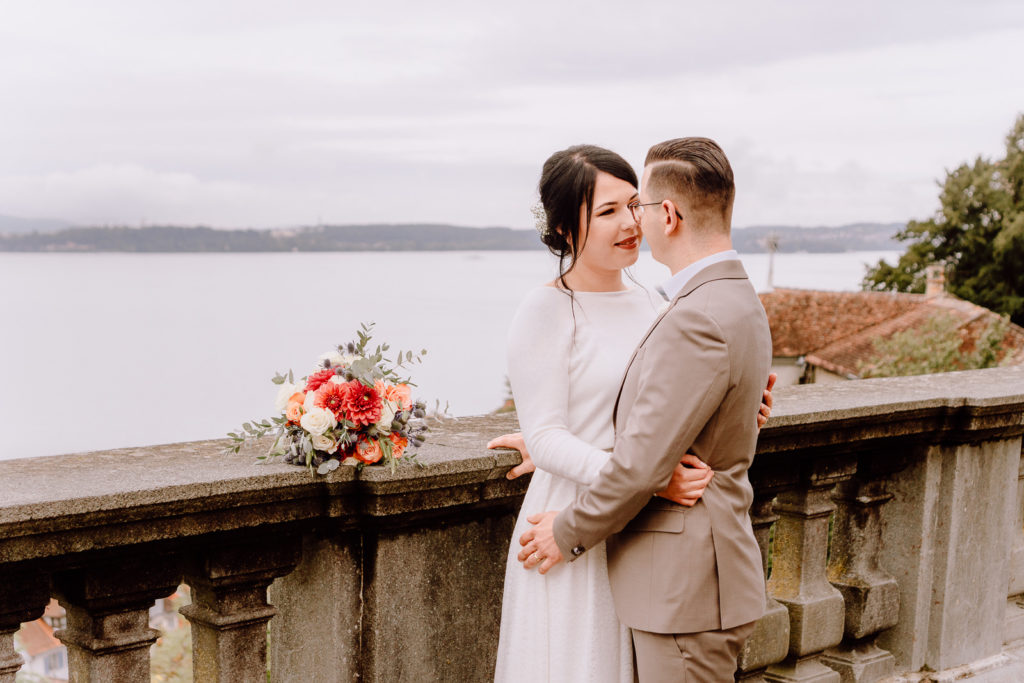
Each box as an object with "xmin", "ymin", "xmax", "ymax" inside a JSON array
[{"xmin": 0, "ymin": 220, "xmax": 906, "ymax": 253}]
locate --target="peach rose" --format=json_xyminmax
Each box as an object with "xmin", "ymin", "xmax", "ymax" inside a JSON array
[
  {"xmin": 375, "ymin": 381, "xmax": 412, "ymax": 410},
  {"xmin": 355, "ymin": 438, "xmax": 383, "ymax": 464},
  {"xmin": 390, "ymin": 433, "xmax": 408, "ymax": 459},
  {"xmin": 285, "ymin": 400, "xmax": 304, "ymax": 424}
]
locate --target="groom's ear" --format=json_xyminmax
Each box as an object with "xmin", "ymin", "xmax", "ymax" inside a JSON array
[{"xmin": 663, "ymin": 200, "xmax": 682, "ymax": 237}]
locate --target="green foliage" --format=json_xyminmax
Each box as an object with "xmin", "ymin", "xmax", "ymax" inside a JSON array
[
  {"xmin": 859, "ymin": 312, "xmax": 1010, "ymax": 378},
  {"xmin": 863, "ymin": 114, "xmax": 1024, "ymax": 325},
  {"xmin": 150, "ymin": 590, "xmax": 192, "ymax": 682}
]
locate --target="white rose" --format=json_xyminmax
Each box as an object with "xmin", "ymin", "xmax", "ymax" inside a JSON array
[
  {"xmin": 329, "ymin": 375, "xmax": 346, "ymax": 385},
  {"xmin": 300, "ymin": 407, "xmax": 336, "ymax": 435},
  {"xmin": 274, "ymin": 382, "xmax": 300, "ymax": 412},
  {"xmin": 303, "ymin": 391, "xmax": 318, "ymax": 412},
  {"xmin": 310, "ymin": 433, "xmax": 339, "ymax": 454},
  {"xmin": 376, "ymin": 400, "xmax": 397, "ymax": 432},
  {"xmin": 318, "ymin": 350, "xmax": 346, "ymax": 367}
]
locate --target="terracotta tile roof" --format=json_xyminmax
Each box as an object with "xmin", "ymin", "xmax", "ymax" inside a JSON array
[
  {"xmin": 759, "ymin": 289, "xmax": 922, "ymax": 358},
  {"xmin": 16, "ymin": 619, "xmax": 61, "ymax": 657},
  {"xmin": 759, "ymin": 288, "xmax": 1024, "ymax": 378}
]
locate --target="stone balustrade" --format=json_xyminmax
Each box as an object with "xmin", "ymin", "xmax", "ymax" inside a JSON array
[{"xmin": 1, "ymin": 365, "xmax": 1023, "ymax": 682}]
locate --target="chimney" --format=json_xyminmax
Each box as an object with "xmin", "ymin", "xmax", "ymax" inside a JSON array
[{"xmin": 925, "ymin": 264, "xmax": 946, "ymax": 297}]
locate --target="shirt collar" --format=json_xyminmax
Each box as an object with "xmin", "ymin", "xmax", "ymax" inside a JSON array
[{"xmin": 660, "ymin": 250, "xmax": 739, "ymax": 300}]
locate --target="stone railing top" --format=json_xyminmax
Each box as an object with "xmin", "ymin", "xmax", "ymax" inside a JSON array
[
  {"xmin": 0, "ymin": 413, "xmax": 521, "ymax": 564},
  {"xmin": 768, "ymin": 364, "xmax": 1024, "ymax": 425},
  {"xmin": 757, "ymin": 365, "xmax": 1024, "ymax": 454},
  {"xmin": 2, "ymin": 366, "xmax": 1022, "ymax": 565}
]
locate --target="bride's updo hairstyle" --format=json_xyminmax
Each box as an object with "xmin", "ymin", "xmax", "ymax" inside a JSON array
[{"xmin": 538, "ymin": 145, "xmax": 638, "ymax": 289}]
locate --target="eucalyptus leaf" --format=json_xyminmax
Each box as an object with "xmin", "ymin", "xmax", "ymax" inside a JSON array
[{"xmin": 317, "ymin": 459, "xmax": 340, "ymax": 475}]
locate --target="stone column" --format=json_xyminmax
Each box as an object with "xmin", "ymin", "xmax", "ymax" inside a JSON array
[
  {"xmin": 53, "ymin": 558, "xmax": 182, "ymax": 683},
  {"xmin": 738, "ymin": 493, "xmax": 791, "ymax": 682},
  {"xmin": 877, "ymin": 439, "xmax": 1021, "ymax": 672},
  {"xmin": 1004, "ymin": 444, "xmax": 1024, "ymax": 645},
  {"xmin": 821, "ymin": 454, "xmax": 901, "ymax": 682},
  {"xmin": 0, "ymin": 571, "xmax": 49, "ymax": 683},
  {"xmin": 269, "ymin": 531, "xmax": 362, "ymax": 683},
  {"xmin": 359, "ymin": 510, "xmax": 517, "ymax": 683},
  {"xmin": 765, "ymin": 457, "xmax": 855, "ymax": 683},
  {"xmin": 182, "ymin": 537, "xmax": 300, "ymax": 683}
]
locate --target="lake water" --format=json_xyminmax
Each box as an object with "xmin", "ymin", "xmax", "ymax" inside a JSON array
[{"xmin": 0, "ymin": 249, "xmax": 899, "ymax": 460}]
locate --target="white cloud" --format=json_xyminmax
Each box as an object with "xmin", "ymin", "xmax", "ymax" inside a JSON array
[
  {"xmin": 0, "ymin": 164, "xmax": 324, "ymax": 227},
  {"xmin": 0, "ymin": 1, "xmax": 1022, "ymax": 228}
]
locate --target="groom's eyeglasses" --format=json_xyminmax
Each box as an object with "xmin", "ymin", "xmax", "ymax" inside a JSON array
[{"xmin": 627, "ymin": 200, "xmax": 684, "ymax": 223}]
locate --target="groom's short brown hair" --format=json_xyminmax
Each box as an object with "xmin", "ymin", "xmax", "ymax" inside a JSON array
[{"xmin": 645, "ymin": 138, "xmax": 735, "ymax": 225}]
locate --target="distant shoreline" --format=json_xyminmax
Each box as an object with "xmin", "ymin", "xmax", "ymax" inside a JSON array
[{"xmin": 0, "ymin": 222, "xmax": 905, "ymax": 254}]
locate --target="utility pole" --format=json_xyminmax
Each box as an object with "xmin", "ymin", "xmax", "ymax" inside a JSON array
[{"xmin": 763, "ymin": 231, "xmax": 779, "ymax": 292}]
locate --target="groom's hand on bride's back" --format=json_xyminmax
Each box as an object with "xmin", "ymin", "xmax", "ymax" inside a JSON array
[
  {"xmin": 487, "ymin": 433, "xmax": 536, "ymax": 480},
  {"xmin": 656, "ymin": 454, "xmax": 713, "ymax": 506}
]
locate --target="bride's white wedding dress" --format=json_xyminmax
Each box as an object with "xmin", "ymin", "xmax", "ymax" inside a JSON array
[{"xmin": 493, "ymin": 285, "xmax": 660, "ymax": 683}]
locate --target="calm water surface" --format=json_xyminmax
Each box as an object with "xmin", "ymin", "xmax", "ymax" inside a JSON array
[{"xmin": 0, "ymin": 250, "xmax": 899, "ymax": 459}]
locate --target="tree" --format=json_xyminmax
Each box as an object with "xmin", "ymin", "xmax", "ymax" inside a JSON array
[
  {"xmin": 863, "ymin": 114, "xmax": 1024, "ymax": 325},
  {"xmin": 858, "ymin": 311, "xmax": 1009, "ymax": 378}
]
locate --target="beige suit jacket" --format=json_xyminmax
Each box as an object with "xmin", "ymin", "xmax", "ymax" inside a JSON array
[{"xmin": 552, "ymin": 259, "xmax": 772, "ymax": 634}]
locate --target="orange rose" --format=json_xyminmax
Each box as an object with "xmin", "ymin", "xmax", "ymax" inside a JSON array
[
  {"xmin": 355, "ymin": 438, "xmax": 383, "ymax": 464},
  {"xmin": 375, "ymin": 382, "xmax": 412, "ymax": 410},
  {"xmin": 390, "ymin": 433, "xmax": 408, "ymax": 459}
]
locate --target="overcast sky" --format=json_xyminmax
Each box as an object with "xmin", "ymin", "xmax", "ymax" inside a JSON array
[{"xmin": 1, "ymin": 1, "xmax": 1023, "ymax": 230}]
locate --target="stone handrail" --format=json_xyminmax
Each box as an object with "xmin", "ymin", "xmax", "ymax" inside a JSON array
[{"xmin": 1, "ymin": 366, "xmax": 1023, "ymax": 682}]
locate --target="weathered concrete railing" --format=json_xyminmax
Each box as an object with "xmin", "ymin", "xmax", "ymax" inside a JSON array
[{"xmin": 1, "ymin": 366, "xmax": 1023, "ymax": 682}]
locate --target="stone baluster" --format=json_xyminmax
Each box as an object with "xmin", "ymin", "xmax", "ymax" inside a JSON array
[
  {"xmin": 739, "ymin": 461, "xmax": 795, "ymax": 682},
  {"xmin": 821, "ymin": 452, "xmax": 902, "ymax": 682},
  {"xmin": 181, "ymin": 537, "xmax": 300, "ymax": 683},
  {"xmin": 52, "ymin": 558, "xmax": 182, "ymax": 682},
  {"xmin": 0, "ymin": 571, "xmax": 50, "ymax": 683},
  {"xmin": 765, "ymin": 456, "xmax": 856, "ymax": 683},
  {"xmin": 1005, "ymin": 444, "xmax": 1024, "ymax": 645},
  {"xmin": 269, "ymin": 530, "xmax": 363, "ymax": 683}
]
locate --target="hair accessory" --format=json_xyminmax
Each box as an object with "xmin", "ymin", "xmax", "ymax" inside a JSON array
[{"xmin": 531, "ymin": 201, "xmax": 550, "ymax": 238}]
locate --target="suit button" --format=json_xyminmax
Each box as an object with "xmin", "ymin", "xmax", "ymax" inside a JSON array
[{"xmin": 571, "ymin": 545, "xmax": 585, "ymax": 557}]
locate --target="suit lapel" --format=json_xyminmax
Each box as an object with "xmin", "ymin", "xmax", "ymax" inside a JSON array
[{"xmin": 611, "ymin": 259, "xmax": 751, "ymax": 429}]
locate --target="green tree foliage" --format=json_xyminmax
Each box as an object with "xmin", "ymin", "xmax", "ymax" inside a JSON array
[
  {"xmin": 859, "ymin": 312, "xmax": 1009, "ymax": 378},
  {"xmin": 863, "ymin": 114, "xmax": 1024, "ymax": 325}
]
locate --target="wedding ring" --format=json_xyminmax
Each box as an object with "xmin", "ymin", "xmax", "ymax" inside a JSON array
[{"xmin": 532, "ymin": 552, "xmax": 544, "ymax": 563}]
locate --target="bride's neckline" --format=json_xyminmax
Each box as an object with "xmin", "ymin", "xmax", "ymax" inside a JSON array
[{"xmin": 542, "ymin": 285, "xmax": 640, "ymax": 295}]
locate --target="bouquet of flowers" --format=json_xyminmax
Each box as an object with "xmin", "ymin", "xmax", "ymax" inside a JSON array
[{"xmin": 227, "ymin": 323, "xmax": 429, "ymax": 475}]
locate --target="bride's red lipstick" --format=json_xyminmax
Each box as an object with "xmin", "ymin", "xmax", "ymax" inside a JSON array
[{"xmin": 615, "ymin": 235, "xmax": 639, "ymax": 249}]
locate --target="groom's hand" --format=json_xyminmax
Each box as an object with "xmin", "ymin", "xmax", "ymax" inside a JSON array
[{"xmin": 518, "ymin": 511, "xmax": 564, "ymax": 574}]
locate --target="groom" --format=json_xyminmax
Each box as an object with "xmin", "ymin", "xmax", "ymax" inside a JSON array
[{"xmin": 519, "ymin": 137, "xmax": 772, "ymax": 681}]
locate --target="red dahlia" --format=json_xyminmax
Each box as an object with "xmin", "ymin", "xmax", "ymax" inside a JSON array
[
  {"xmin": 340, "ymin": 380, "xmax": 382, "ymax": 427},
  {"xmin": 315, "ymin": 381, "xmax": 348, "ymax": 420},
  {"xmin": 306, "ymin": 369, "xmax": 336, "ymax": 392}
]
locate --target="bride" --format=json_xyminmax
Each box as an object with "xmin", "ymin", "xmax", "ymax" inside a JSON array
[{"xmin": 490, "ymin": 144, "xmax": 774, "ymax": 682}]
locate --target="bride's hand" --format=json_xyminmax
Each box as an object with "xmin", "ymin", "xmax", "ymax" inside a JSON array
[
  {"xmin": 656, "ymin": 453, "xmax": 713, "ymax": 507},
  {"xmin": 487, "ymin": 432, "xmax": 536, "ymax": 480},
  {"xmin": 757, "ymin": 372, "xmax": 777, "ymax": 430}
]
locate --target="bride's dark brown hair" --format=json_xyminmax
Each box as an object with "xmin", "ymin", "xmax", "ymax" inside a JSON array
[{"xmin": 538, "ymin": 145, "xmax": 639, "ymax": 290}]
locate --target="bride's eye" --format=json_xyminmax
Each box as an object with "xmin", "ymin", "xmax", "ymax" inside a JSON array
[{"xmin": 598, "ymin": 208, "xmax": 614, "ymax": 217}]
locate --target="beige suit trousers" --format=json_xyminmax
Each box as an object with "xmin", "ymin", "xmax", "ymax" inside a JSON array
[{"xmin": 631, "ymin": 620, "xmax": 756, "ymax": 683}]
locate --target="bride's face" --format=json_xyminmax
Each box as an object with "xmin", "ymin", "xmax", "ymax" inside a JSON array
[{"xmin": 576, "ymin": 171, "xmax": 641, "ymax": 274}]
